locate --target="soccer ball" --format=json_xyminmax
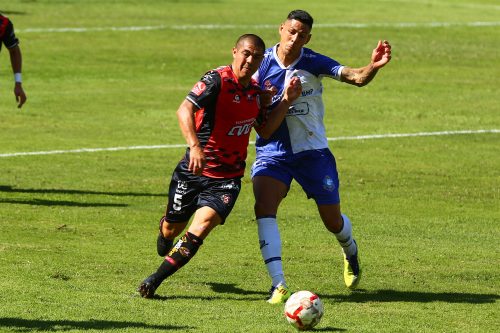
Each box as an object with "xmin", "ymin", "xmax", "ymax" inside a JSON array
[{"xmin": 284, "ymin": 290, "xmax": 324, "ymax": 330}]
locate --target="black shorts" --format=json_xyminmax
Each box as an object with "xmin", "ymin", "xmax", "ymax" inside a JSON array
[{"xmin": 165, "ymin": 159, "xmax": 242, "ymax": 224}]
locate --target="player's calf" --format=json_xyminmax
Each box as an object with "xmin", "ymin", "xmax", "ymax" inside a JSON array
[{"xmin": 157, "ymin": 216, "xmax": 174, "ymax": 257}]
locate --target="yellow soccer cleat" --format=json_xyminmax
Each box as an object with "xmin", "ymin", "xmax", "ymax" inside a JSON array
[
  {"xmin": 267, "ymin": 284, "xmax": 291, "ymax": 304},
  {"xmin": 343, "ymin": 251, "xmax": 361, "ymax": 290}
]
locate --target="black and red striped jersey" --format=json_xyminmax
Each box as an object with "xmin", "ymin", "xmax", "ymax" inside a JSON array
[
  {"xmin": 185, "ymin": 65, "xmax": 266, "ymax": 179},
  {"xmin": 0, "ymin": 15, "xmax": 19, "ymax": 52}
]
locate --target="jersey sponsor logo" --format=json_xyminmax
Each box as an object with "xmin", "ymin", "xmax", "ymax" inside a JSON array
[
  {"xmin": 301, "ymin": 88, "xmax": 314, "ymax": 97},
  {"xmin": 287, "ymin": 102, "xmax": 310, "ymax": 116},
  {"xmin": 191, "ymin": 81, "xmax": 206, "ymax": 96},
  {"xmin": 227, "ymin": 123, "xmax": 253, "ymax": 136}
]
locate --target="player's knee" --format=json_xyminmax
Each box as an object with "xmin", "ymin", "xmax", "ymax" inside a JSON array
[
  {"xmin": 254, "ymin": 200, "xmax": 278, "ymax": 216},
  {"xmin": 161, "ymin": 220, "xmax": 187, "ymax": 239},
  {"xmin": 323, "ymin": 214, "xmax": 343, "ymax": 233}
]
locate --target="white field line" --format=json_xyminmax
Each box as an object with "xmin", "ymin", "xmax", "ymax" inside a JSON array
[
  {"xmin": 1, "ymin": 129, "xmax": 498, "ymax": 158},
  {"xmin": 16, "ymin": 21, "xmax": 500, "ymax": 33},
  {"xmin": 377, "ymin": 0, "xmax": 500, "ymax": 11}
]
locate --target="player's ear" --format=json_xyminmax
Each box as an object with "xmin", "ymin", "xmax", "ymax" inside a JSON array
[
  {"xmin": 232, "ymin": 47, "xmax": 237, "ymax": 58},
  {"xmin": 305, "ymin": 34, "xmax": 312, "ymax": 45}
]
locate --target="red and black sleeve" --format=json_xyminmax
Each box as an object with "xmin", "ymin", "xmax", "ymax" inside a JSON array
[{"xmin": 0, "ymin": 16, "xmax": 19, "ymax": 49}]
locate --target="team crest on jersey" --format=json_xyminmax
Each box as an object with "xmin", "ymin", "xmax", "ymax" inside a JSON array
[
  {"xmin": 191, "ymin": 81, "xmax": 206, "ymax": 96},
  {"xmin": 264, "ymin": 80, "xmax": 273, "ymax": 90},
  {"xmin": 323, "ymin": 175, "xmax": 336, "ymax": 192},
  {"xmin": 221, "ymin": 193, "xmax": 232, "ymax": 205},
  {"xmin": 233, "ymin": 94, "xmax": 241, "ymax": 103}
]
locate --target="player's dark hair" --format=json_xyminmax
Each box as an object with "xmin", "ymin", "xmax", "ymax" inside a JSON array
[
  {"xmin": 287, "ymin": 9, "xmax": 314, "ymax": 29},
  {"xmin": 236, "ymin": 34, "xmax": 266, "ymax": 51}
]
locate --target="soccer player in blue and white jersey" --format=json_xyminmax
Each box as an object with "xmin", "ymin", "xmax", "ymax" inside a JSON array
[{"xmin": 251, "ymin": 9, "xmax": 392, "ymax": 303}]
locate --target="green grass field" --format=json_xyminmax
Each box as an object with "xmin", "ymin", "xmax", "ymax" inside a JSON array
[{"xmin": 1, "ymin": 0, "xmax": 499, "ymax": 332}]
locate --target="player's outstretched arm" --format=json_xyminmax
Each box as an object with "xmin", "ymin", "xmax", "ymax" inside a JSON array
[
  {"xmin": 176, "ymin": 99, "xmax": 205, "ymax": 175},
  {"xmin": 255, "ymin": 76, "xmax": 302, "ymax": 139},
  {"xmin": 341, "ymin": 40, "xmax": 392, "ymax": 87}
]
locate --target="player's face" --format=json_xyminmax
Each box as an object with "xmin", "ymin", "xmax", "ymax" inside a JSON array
[
  {"xmin": 232, "ymin": 40, "xmax": 264, "ymax": 83},
  {"xmin": 279, "ymin": 19, "xmax": 311, "ymax": 56}
]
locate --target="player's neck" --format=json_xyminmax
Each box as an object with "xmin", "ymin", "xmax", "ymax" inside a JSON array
[
  {"xmin": 277, "ymin": 45, "xmax": 300, "ymax": 67},
  {"xmin": 238, "ymin": 77, "xmax": 251, "ymax": 87},
  {"xmin": 230, "ymin": 65, "xmax": 252, "ymax": 87}
]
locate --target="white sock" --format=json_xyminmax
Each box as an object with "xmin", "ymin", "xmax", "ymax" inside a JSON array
[
  {"xmin": 334, "ymin": 214, "xmax": 358, "ymax": 258},
  {"xmin": 257, "ymin": 217, "xmax": 286, "ymax": 288}
]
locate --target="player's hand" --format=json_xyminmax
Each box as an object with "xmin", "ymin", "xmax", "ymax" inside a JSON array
[
  {"xmin": 258, "ymin": 86, "xmax": 278, "ymax": 109},
  {"xmin": 188, "ymin": 145, "xmax": 206, "ymax": 176},
  {"xmin": 371, "ymin": 40, "xmax": 392, "ymax": 69},
  {"xmin": 14, "ymin": 83, "xmax": 27, "ymax": 108},
  {"xmin": 282, "ymin": 76, "xmax": 302, "ymax": 104}
]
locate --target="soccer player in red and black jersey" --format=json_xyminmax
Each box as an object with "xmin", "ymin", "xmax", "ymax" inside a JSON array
[
  {"xmin": 138, "ymin": 34, "xmax": 302, "ymax": 298},
  {"xmin": 0, "ymin": 14, "xmax": 26, "ymax": 108}
]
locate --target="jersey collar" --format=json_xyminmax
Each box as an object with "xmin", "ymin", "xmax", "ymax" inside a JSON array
[{"xmin": 272, "ymin": 44, "xmax": 304, "ymax": 69}]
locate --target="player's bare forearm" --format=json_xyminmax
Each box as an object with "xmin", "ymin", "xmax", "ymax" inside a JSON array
[
  {"xmin": 8, "ymin": 47, "xmax": 27, "ymax": 108},
  {"xmin": 9, "ymin": 46, "xmax": 23, "ymax": 73},
  {"xmin": 341, "ymin": 65, "xmax": 378, "ymax": 87},
  {"xmin": 177, "ymin": 100, "xmax": 199, "ymax": 147},
  {"xmin": 341, "ymin": 40, "xmax": 392, "ymax": 87},
  {"xmin": 176, "ymin": 99, "xmax": 205, "ymax": 174}
]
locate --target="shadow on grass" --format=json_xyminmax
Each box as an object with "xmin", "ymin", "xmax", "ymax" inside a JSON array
[
  {"xmin": 158, "ymin": 283, "xmax": 499, "ymax": 305},
  {"xmin": 206, "ymin": 282, "xmax": 268, "ymax": 296},
  {"xmin": 0, "ymin": 318, "xmax": 193, "ymax": 331},
  {"xmin": 0, "ymin": 198, "xmax": 128, "ymax": 207},
  {"xmin": 321, "ymin": 289, "xmax": 500, "ymax": 304},
  {"xmin": 0, "ymin": 185, "xmax": 165, "ymax": 197}
]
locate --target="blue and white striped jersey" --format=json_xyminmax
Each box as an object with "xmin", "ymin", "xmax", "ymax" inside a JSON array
[{"xmin": 254, "ymin": 45, "xmax": 344, "ymax": 157}]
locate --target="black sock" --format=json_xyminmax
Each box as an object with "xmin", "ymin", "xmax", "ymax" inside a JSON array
[{"xmin": 153, "ymin": 232, "xmax": 203, "ymax": 282}]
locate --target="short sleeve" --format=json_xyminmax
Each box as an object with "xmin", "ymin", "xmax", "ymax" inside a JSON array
[
  {"xmin": 186, "ymin": 71, "xmax": 221, "ymax": 110},
  {"xmin": 315, "ymin": 53, "xmax": 344, "ymax": 81},
  {"xmin": 0, "ymin": 17, "xmax": 19, "ymax": 49}
]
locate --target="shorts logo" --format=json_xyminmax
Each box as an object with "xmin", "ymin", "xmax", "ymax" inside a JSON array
[
  {"xmin": 191, "ymin": 81, "xmax": 206, "ymax": 96},
  {"xmin": 323, "ymin": 175, "xmax": 335, "ymax": 192},
  {"xmin": 221, "ymin": 193, "xmax": 232, "ymax": 205},
  {"xmin": 177, "ymin": 181, "xmax": 188, "ymax": 191}
]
